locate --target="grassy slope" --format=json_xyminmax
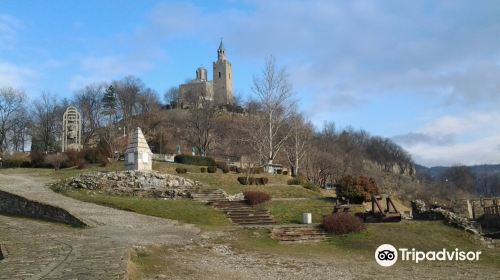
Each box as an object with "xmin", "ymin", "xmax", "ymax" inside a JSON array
[{"xmin": 58, "ymin": 188, "xmax": 231, "ymax": 229}]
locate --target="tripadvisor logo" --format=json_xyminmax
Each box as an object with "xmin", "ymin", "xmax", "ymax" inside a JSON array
[{"xmin": 375, "ymin": 244, "xmax": 482, "ymax": 267}]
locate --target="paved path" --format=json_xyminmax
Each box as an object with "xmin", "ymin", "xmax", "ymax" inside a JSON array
[{"xmin": 0, "ymin": 174, "xmax": 201, "ymax": 280}]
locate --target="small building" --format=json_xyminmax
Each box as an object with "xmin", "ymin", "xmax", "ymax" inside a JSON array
[
  {"xmin": 264, "ymin": 163, "xmax": 284, "ymax": 174},
  {"xmin": 125, "ymin": 127, "xmax": 153, "ymax": 171}
]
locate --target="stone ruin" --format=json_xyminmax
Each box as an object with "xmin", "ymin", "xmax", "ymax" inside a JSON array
[
  {"xmin": 125, "ymin": 127, "xmax": 153, "ymax": 171},
  {"xmin": 411, "ymin": 199, "xmax": 480, "ymax": 235},
  {"xmin": 63, "ymin": 170, "xmax": 203, "ymax": 199}
]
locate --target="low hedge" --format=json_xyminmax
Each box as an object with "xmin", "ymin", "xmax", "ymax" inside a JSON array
[
  {"xmin": 237, "ymin": 176, "xmax": 269, "ymax": 185},
  {"xmin": 207, "ymin": 166, "xmax": 217, "ymax": 173},
  {"xmin": 176, "ymin": 167, "xmax": 187, "ymax": 174},
  {"xmin": 243, "ymin": 191, "xmax": 271, "ymax": 205},
  {"xmin": 174, "ymin": 155, "xmax": 215, "ymax": 166},
  {"xmin": 200, "ymin": 167, "xmax": 207, "ymax": 173}
]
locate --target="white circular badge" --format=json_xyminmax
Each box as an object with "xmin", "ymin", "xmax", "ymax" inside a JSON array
[{"xmin": 375, "ymin": 244, "xmax": 398, "ymax": 267}]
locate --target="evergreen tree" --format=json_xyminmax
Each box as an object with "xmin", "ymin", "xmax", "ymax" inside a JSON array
[{"xmin": 102, "ymin": 85, "xmax": 117, "ymax": 120}]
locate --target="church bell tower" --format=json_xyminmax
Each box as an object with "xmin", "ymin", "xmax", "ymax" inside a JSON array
[{"xmin": 213, "ymin": 39, "xmax": 233, "ymax": 105}]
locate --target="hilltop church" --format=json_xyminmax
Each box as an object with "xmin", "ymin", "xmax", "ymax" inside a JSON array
[{"xmin": 179, "ymin": 40, "xmax": 234, "ymax": 107}]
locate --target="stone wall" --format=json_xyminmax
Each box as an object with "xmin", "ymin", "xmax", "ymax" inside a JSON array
[{"xmin": 0, "ymin": 190, "xmax": 86, "ymax": 227}]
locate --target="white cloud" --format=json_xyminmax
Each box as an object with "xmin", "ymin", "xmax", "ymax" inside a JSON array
[
  {"xmin": 0, "ymin": 61, "xmax": 38, "ymax": 90},
  {"xmin": 0, "ymin": 14, "xmax": 21, "ymax": 49}
]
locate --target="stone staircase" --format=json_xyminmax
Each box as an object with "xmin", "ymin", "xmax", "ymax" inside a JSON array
[
  {"xmin": 271, "ymin": 225, "xmax": 328, "ymax": 243},
  {"xmin": 190, "ymin": 189, "xmax": 227, "ymax": 202},
  {"xmin": 210, "ymin": 200, "xmax": 276, "ymax": 226}
]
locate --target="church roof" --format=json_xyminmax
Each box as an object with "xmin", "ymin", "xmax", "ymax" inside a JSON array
[{"xmin": 218, "ymin": 39, "xmax": 225, "ymax": 51}]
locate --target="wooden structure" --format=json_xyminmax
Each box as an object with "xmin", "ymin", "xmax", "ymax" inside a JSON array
[{"xmin": 363, "ymin": 195, "xmax": 401, "ymax": 223}]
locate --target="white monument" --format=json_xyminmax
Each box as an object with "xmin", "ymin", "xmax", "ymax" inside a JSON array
[
  {"xmin": 62, "ymin": 106, "xmax": 82, "ymax": 152},
  {"xmin": 125, "ymin": 127, "xmax": 153, "ymax": 171}
]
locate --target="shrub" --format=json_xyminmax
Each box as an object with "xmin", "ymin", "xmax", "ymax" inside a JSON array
[
  {"xmin": 30, "ymin": 150, "xmax": 47, "ymax": 168},
  {"xmin": 277, "ymin": 169, "xmax": 282, "ymax": 174},
  {"xmin": 65, "ymin": 150, "xmax": 86, "ymax": 169},
  {"xmin": 322, "ymin": 213, "xmax": 365, "ymax": 235},
  {"xmin": 336, "ymin": 175, "xmax": 379, "ymax": 203},
  {"xmin": 250, "ymin": 167, "xmax": 264, "ymax": 174},
  {"xmin": 283, "ymin": 171, "xmax": 288, "ymax": 176},
  {"xmin": 2, "ymin": 152, "xmax": 31, "ymax": 168},
  {"xmin": 200, "ymin": 167, "xmax": 207, "ymax": 173},
  {"xmin": 215, "ymin": 161, "xmax": 228, "ymax": 170},
  {"xmin": 238, "ymin": 176, "xmax": 249, "ymax": 185},
  {"xmin": 303, "ymin": 181, "xmax": 321, "ymax": 192},
  {"xmin": 287, "ymin": 176, "xmax": 306, "ymax": 185},
  {"xmin": 174, "ymin": 155, "xmax": 215, "ymax": 166},
  {"xmin": 259, "ymin": 177, "xmax": 269, "ymax": 185},
  {"xmin": 45, "ymin": 153, "xmax": 68, "ymax": 170},
  {"xmin": 222, "ymin": 166, "xmax": 230, "ymax": 173},
  {"xmin": 176, "ymin": 167, "xmax": 187, "ymax": 174},
  {"xmin": 243, "ymin": 191, "xmax": 271, "ymax": 205},
  {"xmin": 83, "ymin": 148, "xmax": 100, "ymax": 164},
  {"xmin": 207, "ymin": 166, "xmax": 217, "ymax": 173},
  {"xmin": 97, "ymin": 154, "xmax": 110, "ymax": 167}
]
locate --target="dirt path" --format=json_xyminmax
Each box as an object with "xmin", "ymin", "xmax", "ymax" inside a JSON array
[{"xmin": 0, "ymin": 174, "xmax": 201, "ymax": 279}]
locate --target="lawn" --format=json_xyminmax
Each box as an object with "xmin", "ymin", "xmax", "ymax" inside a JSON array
[
  {"xmin": 153, "ymin": 161, "xmax": 321, "ymax": 198},
  {"xmin": 57, "ymin": 188, "xmax": 231, "ymax": 229},
  {"xmin": 0, "ymin": 162, "xmax": 125, "ymax": 180},
  {"xmin": 256, "ymin": 198, "xmax": 338, "ymax": 224},
  {"xmin": 229, "ymin": 221, "xmax": 500, "ymax": 266}
]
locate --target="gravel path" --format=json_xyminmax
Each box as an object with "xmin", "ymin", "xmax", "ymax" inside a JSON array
[{"xmin": 0, "ymin": 174, "xmax": 201, "ymax": 280}]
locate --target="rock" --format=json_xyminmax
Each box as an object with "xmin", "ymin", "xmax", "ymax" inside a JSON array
[
  {"xmin": 411, "ymin": 199, "xmax": 482, "ymax": 235},
  {"xmin": 62, "ymin": 170, "xmax": 202, "ymax": 200}
]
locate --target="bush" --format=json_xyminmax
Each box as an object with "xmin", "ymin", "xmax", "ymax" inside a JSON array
[
  {"xmin": 97, "ymin": 154, "xmax": 110, "ymax": 167},
  {"xmin": 222, "ymin": 166, "xmax": 230, "ymax": 173},
  {"xmin": 174, "ymin": 155, "xmax": 215, "ymax": 166},
  {"xmin": 30, "ymin": 150, "xmax": 48, "ymax": 168},
  {"xmin": 322, "ymin": 213, "xmax": 365, "ymax": 235},
  {"xmin": 259, "ymin": 177, "xmax": 269, "ymax": 185},
  {"xmin": 336, "ymin": 175, "xmax": 379, "ymax": 204},
  {"xmin": 2, "ymin": 152, "xmax": 31, "ymax": 168},
  {"xmin": 250, "ymin": 167, "xmax": 264, "ymax": 174},
  {"xmin": 65, "ymin": 150, "xmax": 87, "ymax": 168},
  {"xmin": 83, "ymin": 148, "xmax": 100, "ymax": 164},
  {"xmin": 237, "ymin": 176, "xmax": 268, "ymax": 185},
  {"xmin": 176, "ymin": 167, "xmax": 187, "ymax": 174},
  {"xmin": 277, "ymin": 169, "xmax": 282, "ymax": 174},
  {"xmin": 200, "ymin": 167, "xmax": 207, "ymax": 173},
  {"xmin": 303, "ymin": 181, "xmax": 321, "ymax": 192},
  {"xmin": 282, "ymin": 171, "xmax": 288, "ymax": 176},
  {"xmin": 243, "ymin": 191, "xmax": 271, "ymax": 205},
  {"xmin": 287, "ymin": 176, "xmax": 306, "ymax": 185},
  {"xmin": 45, "ymin": 153, "xmax": 68, "ymax": 170},
  {"xmin": 207, "ymin": 166, "xmax": 217, "ymax": 173},
  {"xmin": 215, "ymin": 161, "xmax": 228, "ymax": 170}
]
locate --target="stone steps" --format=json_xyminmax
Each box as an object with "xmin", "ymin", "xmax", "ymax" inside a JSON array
[
  {"xmin": 271, "ymin": 226, "xmax": 328, "ymax": 243},
  {"xmin": 210, "ymin": 200, "xmax": 276, "ymax": 226},
  {"xmin": 190, "ymin": 189, "xmax": 227, "ymax": 202}
]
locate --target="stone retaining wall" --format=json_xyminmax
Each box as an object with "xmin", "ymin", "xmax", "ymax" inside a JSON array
[{"xmin": 0, "ymin": 190, "xmax": 86, "ymax": 227}]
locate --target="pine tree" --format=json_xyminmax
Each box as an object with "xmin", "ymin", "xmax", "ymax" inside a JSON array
[{"xmin": 102, "ymin": 85, "xmax": 117, "ymax": 119}]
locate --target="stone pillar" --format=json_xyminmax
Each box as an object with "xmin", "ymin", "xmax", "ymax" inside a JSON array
[{"xmin": 124, "ymin": 127, "xmax": 153, "ymax": 171}]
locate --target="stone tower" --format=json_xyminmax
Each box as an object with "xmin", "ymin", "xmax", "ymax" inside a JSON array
[
  {"xmin": 213, "ymin": 39, "xmax": 233, "ymax": 105},
  {"xmin": 125, "ymin": 127, "xmax": 153, "ymax": 171}
]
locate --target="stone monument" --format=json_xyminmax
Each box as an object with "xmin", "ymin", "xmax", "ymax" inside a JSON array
[
  {"xmin": 62, "ymin": 106, "xmax": 82, "ymax": 152},
  {"xmin": 125, "ymin": 127, "xmax": 153, "ymax": 171}
]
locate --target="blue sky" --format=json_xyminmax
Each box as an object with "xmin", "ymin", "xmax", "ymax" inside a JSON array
[{"xmin": 1, "ymin": 0, "xmax": 500, "ymax": 167}]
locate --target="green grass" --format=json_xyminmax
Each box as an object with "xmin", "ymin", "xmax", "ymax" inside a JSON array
[
  {"xmin": 255, "ymin": 198, "xmax": 337, "ymax": 224},
  {"xmin": 229, "ymin": 221, "xmax": 500, "ymax": 266},
  {"xmin": 58, "ymin": 188, "xmax": 231, "ymax": 229},
  {"xmin": 153, "ymin": 161, "xmax": 320, "ymax": 198}
]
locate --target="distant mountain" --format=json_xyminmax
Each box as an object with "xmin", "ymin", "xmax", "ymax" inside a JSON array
[{"xmin": 416, "ymin": 164, "xmax": 500, "ymax": 179}]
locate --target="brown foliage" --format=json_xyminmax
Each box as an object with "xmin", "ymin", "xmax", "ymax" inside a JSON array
[
  {"xmin": 322, "ymin": 213, "xmax": 365, "ymax": 235},
  {"xmin": 243, "ymin": 191, "xmax": 271, "ymax": 205}
]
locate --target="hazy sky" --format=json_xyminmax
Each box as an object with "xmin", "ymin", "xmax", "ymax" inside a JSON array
[{"xmin": 1, "ymin": 0, "xmax": 499, "ymax": 167}]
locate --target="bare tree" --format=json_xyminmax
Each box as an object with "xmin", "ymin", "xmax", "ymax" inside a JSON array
[
  {"xmin": 284, "ymin": 111, "xmax": 312, "ymax": 176},
  {"xmin": 30, "ymin": 93, "xmax": 61, "ymax": 153},
  {"xmin": 164, "ymin": 86, "xmax": 180, "ymax": 107},
  {"xmin": 0, "ymin": 87, "xmax": 26, "ymax": 153},
  {"xmin": 74, "ymin": 83, "xmax": 105, "ymax": 146},
  {"xmin": 186, "ymin": 99, "xmax": 218, "ymax": 156},
  {"xmin": 250, "ymin": 56, "xmax": 295, "ymax": 164}
]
